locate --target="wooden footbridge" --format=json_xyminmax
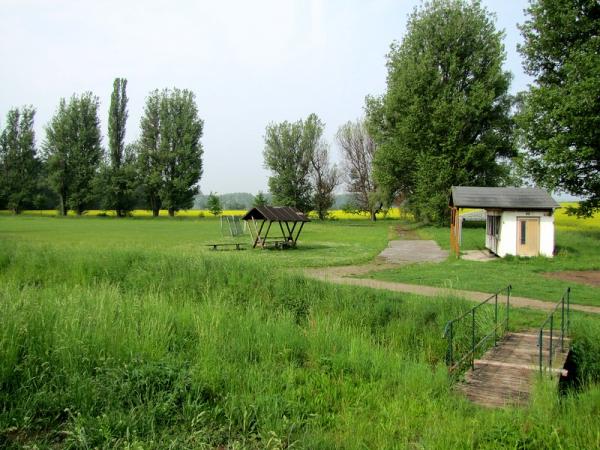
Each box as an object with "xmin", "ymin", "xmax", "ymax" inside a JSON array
[{"xmin": 444, "ymin": 287, "xmax": 571, "ymax": 408}]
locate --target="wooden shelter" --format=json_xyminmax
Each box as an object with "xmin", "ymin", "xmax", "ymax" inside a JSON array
[
  {"xmin": 242, "ymin": 206, "xmax": 310, "ymax": 248},
  {"xmin": 449, "ymin": 186, "xmax": 559, "ymax": 258}
]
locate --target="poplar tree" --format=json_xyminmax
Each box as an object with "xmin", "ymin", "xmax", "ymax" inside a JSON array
[
  {"xmin": 139, "ymin": 88, "xmax": 204, "ymax": 216},
  {"xmin": 368, "ymin": 0, "xmax": 515, "ymax": 224},
  {"xmin": 105, "ymin": 77, "xmax": 136, "ymax": 216},
  {"xmin": 44, "ymin": 93, "xmax": 103, "ymax": 215},
  {"xmin": 0, "ymin": 106, "xmax": 40, "ymax": 214}
]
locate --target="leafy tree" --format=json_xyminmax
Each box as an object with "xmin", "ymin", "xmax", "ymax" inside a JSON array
[
  {"xmin": 43, "ymin": 93, "xmax": 103, "ymax": 215},
  {"xmin": 139, "ymin": 92, "xmax": 163, "ymax": 216},
  {"xmin": 0, "ymin": 106, "xmax": 40, "ymax": 214},
  {"xmin": 518, "ymin": 0, "xmax": 600, "ymax": 216},
  {"xmin": 253, "ymin": 191, "xmax": 268, "ymax": 207},
  {"xmin": 311, "ymin": 142, "xmax": 339, "ymax": 220},
  {"xmin": 263, "ymin": 113, "xmax": 322, "ymax": 213},
  {"xmin": 139, "ymin": 88, "xmax": 204, "ymax": 216},
  {"xmin": 336, "ymin": 119, "xmax": 380, "ymax": 221},
  {"xmin": 105, "ymin": 78, "xmax": 136, "ymax": 216},
  {"xmin": 96, "ymin": 142, "xmax": 139, "ymax": 215},
  {"xmin": 207, "ymin": 192, "xmax": 222, "ymax": 216},
  {"xmin": 368, "ymin": 0, "xmax": 515, "ymax": 224}
]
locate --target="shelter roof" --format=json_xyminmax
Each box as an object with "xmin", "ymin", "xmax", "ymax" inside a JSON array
[
  {"xmin": 242, "ymin": 206, "xmax": 310, "ymax": 222},
  {"xmin": 449, "ymin": 186, "xmax": 560, "ymax": 210}
]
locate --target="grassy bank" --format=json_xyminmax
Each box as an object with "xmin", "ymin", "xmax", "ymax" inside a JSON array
[{"xmin": 1, "ymin": 240, "xmax": 599, "ymax": 448}]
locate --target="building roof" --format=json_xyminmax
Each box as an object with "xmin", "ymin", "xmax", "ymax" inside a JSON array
[
  {"xmin": 242, "ymin": 206, "xmax": 311, "ymax": 222},
  {"xmin": 449, "ymin": 186, "xmax": 560, "ymax": 210}
]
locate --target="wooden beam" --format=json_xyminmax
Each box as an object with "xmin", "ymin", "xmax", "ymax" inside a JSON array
[
  {"xmin": 284, "ymin": 221, "xmax": 293, "ymax": 241},
  {"xmin": 474, "ymin": 359, "xmax": 568, "ymax": 377},
  {"xmin": 262, "ymin": 220, "xmax": 273, "ymax": 247},
  {"xmin": 253, "ymin": 220, "xmax": 266, "ymax": 248},
  {"xmin": 293, "ymin": 222, "xmax": 305, "ymax": 245},
  {"xmin": 278, "ymin": 221, "xmax": 287, "ymax": 240}
]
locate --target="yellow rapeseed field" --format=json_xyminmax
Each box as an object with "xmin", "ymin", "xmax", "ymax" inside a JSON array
[
  {"xmin": 2, "ymin": 203, "xmax": 597, "ymax": 229},
  {"xmin": 2, "ymin": 208, "xmax": 410, "ymax": 220}
]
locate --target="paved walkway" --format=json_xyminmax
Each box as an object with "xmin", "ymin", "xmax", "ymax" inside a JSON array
[
  {"xmin": 304, "ymin": 269, "xmax": 600, "ymax": 314},
  {"xmin": 378, "ymin": 239, "xmax": 448, "ymax": 264}
]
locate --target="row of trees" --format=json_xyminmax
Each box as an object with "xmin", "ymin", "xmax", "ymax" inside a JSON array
[
  {"xmin": 263, "ymin": 0, "xmax": 599, "ymax": 224},
  {"xmin": 0, "ymin": 79, "xmax": 204, "ymax": 216},
  {"xmin": 263, "ymin": 115, "xmax": 380, "ymax": 220}
]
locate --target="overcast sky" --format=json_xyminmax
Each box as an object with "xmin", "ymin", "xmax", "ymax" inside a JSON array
[{"xmin": 1, "ymin": 0, "xmax": 532, "ymax": 195}]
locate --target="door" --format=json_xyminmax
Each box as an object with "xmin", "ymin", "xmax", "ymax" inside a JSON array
[{"xmin": 517, "ymin": 217, "xmax": 540, "ymax": 257}]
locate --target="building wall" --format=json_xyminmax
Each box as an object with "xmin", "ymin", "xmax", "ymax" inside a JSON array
[{"xmin": 486, "ymin": 210, "xmax": 554, "ymax": 258}]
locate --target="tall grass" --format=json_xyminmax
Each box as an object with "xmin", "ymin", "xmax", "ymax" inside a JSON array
[{"xmin": 1, "ymin": 241, "xmax": 599, "ymax": 448}]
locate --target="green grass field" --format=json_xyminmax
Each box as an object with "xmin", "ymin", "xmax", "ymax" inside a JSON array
[
  {"xmin": 1, "ymin": 215, "xmax": 600, "ymax": 448},
  {"xmin": 0, "ymin": 215, "xmax": 392, "ymax": 268},
  {"xmin": 365, "ymin": 211, "xmax": 600, "ymax": 306}
]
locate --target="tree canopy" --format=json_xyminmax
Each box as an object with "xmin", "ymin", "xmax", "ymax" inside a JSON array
[
  {"xmin": 103, "ymin": 77, "xmax": 136, "ymax": 216},
  {"xmin": 139, "ymin": 88, "xmax": 204, "ymax": 216},
  {"xmin": 336, "ymin": 119, "xmax": 380, "ymax": 220},
  {"xmin": 368, "ymin": 0, "xmax": 515, "ymax": 224},
  {"xmin": 263, "ymin": 113, "xmax": 323, "ymax": 213},
  {"xmin": 518, "ymin": 0, "xmax": 600, "ymax": 216},
  {"xmin": 0, "ymin": 106, "xmax": 40, "ymax": 214},
  {"xmin": 43, "ymin": 93, "xmax": 103, "ymax": 215}
]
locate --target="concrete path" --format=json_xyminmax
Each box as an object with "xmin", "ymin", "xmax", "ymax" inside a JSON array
[
  {"xmin": 378, "ymin": 239, "xmax": 448, "ymax": 264},
  {"xmin": 304, "ymin": 269, "xmax": 600, "ymax": 314}
]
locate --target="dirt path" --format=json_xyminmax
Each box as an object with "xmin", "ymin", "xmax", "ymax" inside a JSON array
[
  {"xmin": 303, "ymin": 269, "xmax": 600, "ymax": 314},
  {"xmin": 303, "ymin": 229, "xmax": 600, "ymax": 314}
]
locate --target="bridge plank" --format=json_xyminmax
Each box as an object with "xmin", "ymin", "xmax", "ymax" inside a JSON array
[{"xmin": 458, "ymin": 331, "xmax": 569, "ymax": 408}]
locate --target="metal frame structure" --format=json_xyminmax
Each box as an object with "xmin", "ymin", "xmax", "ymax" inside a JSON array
[
  {"xmin": 538, "ymin": 288, "xmax": 570, "ymax": 374},
  {"xmin": 443, "ymin": 285, "xmax": 512, "ymax": 373}
]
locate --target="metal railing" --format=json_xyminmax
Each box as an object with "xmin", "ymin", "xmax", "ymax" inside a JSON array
[
  {"xmin": 538, "ymin": 287, "xmax": 570, "ymax": 374},
  {"xmin": 443, "ymin": 285, "xmax": 511, "ymax": 373}
]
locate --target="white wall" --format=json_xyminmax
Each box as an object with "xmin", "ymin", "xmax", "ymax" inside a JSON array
[{"xmin": 486, "ymin": 210, "xmax": 555, "ymax": 258}]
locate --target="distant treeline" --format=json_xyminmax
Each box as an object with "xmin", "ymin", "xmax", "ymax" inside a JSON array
[{"xmin": 193, "ymin": 192, "xmax": 353, "ymax": 211}]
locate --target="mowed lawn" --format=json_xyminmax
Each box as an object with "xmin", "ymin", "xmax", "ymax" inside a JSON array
[
  {"xmin": 366, "ymin": 208, "xmax": 600, "ymax": 306},
  {"xmin": 0, "ymin": 215, "xmax": 391, "ymax": 268}
]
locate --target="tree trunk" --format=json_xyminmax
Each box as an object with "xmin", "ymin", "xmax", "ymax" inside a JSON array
[
  {"xmin": 168, "ymin": 207, "xmax": 175, "ymax": 217},
  {"xmin": 370, "ymin": 210, "xmax": 377, "ymax": 222},
  {"xmin": 59, "ymin": 195, "xmax": 66, "ymax": 216},
  {"xmin": 152, "ymin": 208, "xmax": 159, "ymax": 217}
]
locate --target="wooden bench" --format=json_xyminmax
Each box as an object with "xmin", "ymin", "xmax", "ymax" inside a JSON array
[{"xmin": 206, "ymin": 243, "xmax": 245, "ymax": 251}]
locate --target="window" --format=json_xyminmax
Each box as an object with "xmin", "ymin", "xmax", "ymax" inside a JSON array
[
  {"xmin": 487, "ymin": 215, "xmax": 500, "ymax": 237},
  {"xmin": 520, "ymin": 220, "xmax": 526, "ymax": 245}
]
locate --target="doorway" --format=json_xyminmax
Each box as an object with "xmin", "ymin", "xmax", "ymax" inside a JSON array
[{"xmin": 517, "ymin": 217, "xmax": 540, "ymax": 257}]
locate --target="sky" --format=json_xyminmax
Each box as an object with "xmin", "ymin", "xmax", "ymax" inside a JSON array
[{"xmin": 0, "ymin": 0, "xmax": 532, "ymax": 195}]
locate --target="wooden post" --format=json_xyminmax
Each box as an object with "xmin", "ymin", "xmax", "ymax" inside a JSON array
[
  {"xmin": 262, "ymin": 220, "xmax": 273, "ymax": 248},
  {"xmin": 284, "ymin": 222, "xmax": 296, "ymax": 242},
  {"xmin": 450, "ymin": 207, "xmax": 460, "ymax": 256},
  {"xmin": 253, "ymin": 220, "xmax": 266, "ymax": 248},
  {"xmin": 293, "ymin": 222, "xmax": 305, "ymax": 246},
  {"xmin": 278, "ymin": 221, "xmax": 287, "ymax": 240}
]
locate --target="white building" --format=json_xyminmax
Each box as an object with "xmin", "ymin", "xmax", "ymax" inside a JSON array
[{"xmin": 449, "ymin": 186, "xmax": 560, "ymax": 258}]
